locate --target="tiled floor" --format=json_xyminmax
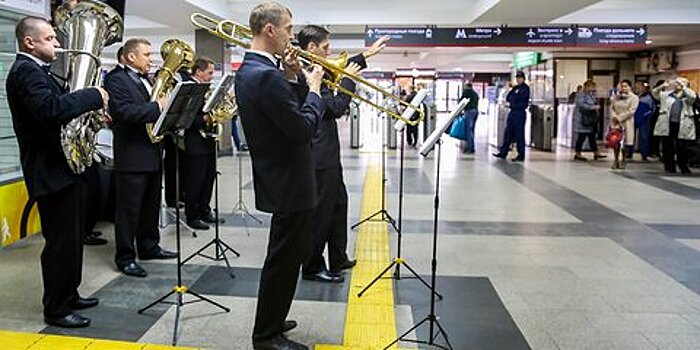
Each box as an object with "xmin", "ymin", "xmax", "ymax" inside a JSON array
[{"xmin": 2, "ymin": 116, "xmax": 700, "ymax": 349}]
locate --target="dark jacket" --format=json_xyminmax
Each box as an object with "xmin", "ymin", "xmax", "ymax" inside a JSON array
[
  {"xmin": 507, "ymin": 82, "xmax": 530, "ymax": 112},
  {"xmin": 312, "ymin": 54, "xmax": 366, "ymax": 170},
  {"xmin": 104, "ymin": 66, "xmax": 162, "ymax": 172},
  {"xmin": 183, "ymin": 75, "xmax": 216, "ymax": 156},
  {"xmin": 6, "ymin": 54, "xmax": 103, "ymax": 197},
  {"xmin": 235, "ymin": 52, "xmax": 325, "ymax": 213},
  {"xmin": 460, "ymin": 87, "xmax": 479, "ymax": 111}
]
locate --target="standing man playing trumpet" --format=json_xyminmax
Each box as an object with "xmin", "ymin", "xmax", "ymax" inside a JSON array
[
  {"xmin": 235, "ymin": 2, "xmax": 325, "ymax": 349},
  {"xmin": 298, "ymin": 25, "xmax": 389, "ymax": 283},
  {"xmin": 7, "ymin": 16, "xmax": 109, "ymax": 328},
  {"xmin": 104, "ymin": 38, "xmax": 177, "ymax": 278},
  {"xmin": 183, "ymin": 57, "xmax": 223, "ymax": 230}
]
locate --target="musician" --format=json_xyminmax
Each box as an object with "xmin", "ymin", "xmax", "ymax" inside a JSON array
[
  {"xmin": 235, "ymin": 2, "xmax": 325, "ymax": 349},
  {"xmin": 297, "ymin": 25, "xmax": 389, "ymax": 283},
  {"xmin": 104, "ymin": 38, "xmax": 177, "ymax": 278},
  {"xmin": 183, "ymin": 57, "xmax": 223, "ymax": 230},
  {"xmin": 7, "ymin": 16, "xmax": 108, "ymax": 328}
]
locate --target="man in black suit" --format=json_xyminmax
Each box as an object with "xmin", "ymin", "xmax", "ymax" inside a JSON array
[
  {"xmin": 235, "ymin": 2, "xmax": 325, "ymax": 349},
  {"xmin": 6, "ymin": 16, "xmax": 108, "ymax": 328},
  {"xmin": 104, "ymin": 38, "xmax": 177, "ymax": 278},
  {"xmin": 183, "ymin": 57, "xmax": 223, "ymax": 230},
  {"xmin": 297, "ymin": 25, "xmax": 389, "ymax": 283},
  {"xmin": 404, "ymin": 85, "xmax": 419, "ymax": 147}
]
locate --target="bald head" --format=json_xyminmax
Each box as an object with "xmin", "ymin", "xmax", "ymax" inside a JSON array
[{"xmin": 15, "ymin": 16, "xmax": 59, "ymax": 61}]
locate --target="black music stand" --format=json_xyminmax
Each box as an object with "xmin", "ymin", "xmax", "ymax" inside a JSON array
[
  {"xmin": 383, "ymin": 99, "xmax": 468, "ymax": 350},
  {"xmin": 182, "ymin": 74, "xmax": 240, "ymax": 278},
  {"xmin": 358, "ymin": 98, "xmax": 468, "ymax": 302},
  {"xmin": 138, "ymin": 82, "xmax": 230, "ymax": 346},
  {"xmin": 351, "ymin": 90, "xmax": 429, "ymax": 232}
]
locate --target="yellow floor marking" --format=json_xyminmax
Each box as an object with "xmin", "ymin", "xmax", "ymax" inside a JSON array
[
  {"xmin": 316, "ymin": 164, "xmax": 406, "ymax": 350},
  {"xmin": 0, "ymin": 330, "xmax": 198, "ymax": 350}
]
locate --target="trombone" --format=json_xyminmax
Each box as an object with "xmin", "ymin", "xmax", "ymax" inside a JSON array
[{"xmin": 190, "ymin": 13, "xmax": 424, "ymax": 125}]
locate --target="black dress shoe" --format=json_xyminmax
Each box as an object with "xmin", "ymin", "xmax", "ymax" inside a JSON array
[
  {"xmin": 302, "ymin": 270, "xmax": 344, "ymax": 283},
  {"xmin": 282, "ymin": 320, "xmax": 297, "ymax": 332},
  {"xmin": 331, "ymin": 259, "xmax": 356, "ymax": 273},
  {"xmin": 492, "ymin": 153, "xmax": 506, "ymax": 159},
  {"xmin": 201, "ymin": 212, "xmax": 225, "ymax": 224},
  {"xmin": 187, "ymin": 219, "xmax": 210, "ymax": 230},
  {"xmin": 511, "ymin": 157, "xmax": 524, "ymax": 162},
  {"xmin": 140, "ymin": 248, "xmax": 178, "ymax": 260},
  {"xmin": 119, "ymin": 261, "xmax": 147, "ymax": 277},
  {"xmin": 83, "ymin": 234, "xmax": 108, "ymax": 246},
  {"xmin": 44, "ymin": 313, "xmax": 91, "ymax": 328},
  {"xmin": 253, "ymin": 334, "xmax": 308, "ymax": 350},
  {"xmin": 71, "ymin": 297, "xmax": 98, "ymax": 310},
  {"xmin": 91, "ymin": 231, "xmax": 103, "ymax": 237}
]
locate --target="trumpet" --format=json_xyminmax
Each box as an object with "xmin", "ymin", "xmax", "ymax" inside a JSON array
[{"xmin": 190, "ymin": 13, "xmax": 424, "ymax": 125}]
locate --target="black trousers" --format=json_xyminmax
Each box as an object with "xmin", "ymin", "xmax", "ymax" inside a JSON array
[
  {"xmin": 575, "ymin": 132, "xmax": 598, "ymax": 153},
  {"xmin": 184, "ymin": 153, "xmax": 216, "ymax": 221},
  {"xmin": 114, "ymin": 171, "xmax": 161, "ymax": 266},
  {"xmin": 83, "ymin": 165, "xmax": 101, "ymax": 236},
  {"xmin": 36, "ymin": 179, "xmax": 86, "ymax": 318},
  {"xmin": 253, "ymin": 209, "xmax": 314, "ymax": 341},
  {"xmin": 663, "ymin": 122, "xmax": 690, "ymax": 172},
  {"xmin": 406, "ymin": 124, "xmax": 419, "ymax": 146},
  {"xmin": 303, "ymin": 167, "xmax": 349, "ymax": 274},
  {"xmin": 163, "ymin": 136, "xmax": 185, "ymax": 207}
]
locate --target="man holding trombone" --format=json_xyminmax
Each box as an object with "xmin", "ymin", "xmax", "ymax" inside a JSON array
[
  {"xmin": 235, "ymin": 2, "xmax": 325, "ymax": 349},
  {"xmin": 297, "ymin": 25, "xmax": 389, "ymax": 283}
]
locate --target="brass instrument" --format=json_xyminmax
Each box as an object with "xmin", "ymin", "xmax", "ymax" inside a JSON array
[
  {"xmin": 147, "ymin": 38, "xmax": 195, "ymax": 143},
  {"xmin": 54, "ymin": 0, "xmax": 122, "ymax": 174},
  {"xmin": 190, "ymin": 13, "xmax": 424, "ymax": 125},
  {"xmin": 199, "ymin": 92, "xmax": 237, "ymax": 140}
]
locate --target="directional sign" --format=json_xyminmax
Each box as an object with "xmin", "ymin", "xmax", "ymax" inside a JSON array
[
  {"xmin": 365, "ymin": 26, "xmax": 645, "ymax": 47},
  {"xmin": 575, "ymin": 26, "xmax": 647, "ymax": 46}
]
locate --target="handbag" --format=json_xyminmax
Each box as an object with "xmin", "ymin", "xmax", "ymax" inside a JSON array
[
  {"xmin": 605, "ymin": 127, "xmax": 623, "ymax": 148},
  {"xmin": 448, "ymin": 115, "xmax": 468, "ymax": 141},
  {"xmin": 581, "ymin": 109, "xmax": 598, "ymax": 127}
]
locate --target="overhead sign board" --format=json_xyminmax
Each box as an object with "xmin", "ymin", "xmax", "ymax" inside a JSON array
[{"xmin": 366, "ymin": 26, "xmax": 646, "ymax": 48}]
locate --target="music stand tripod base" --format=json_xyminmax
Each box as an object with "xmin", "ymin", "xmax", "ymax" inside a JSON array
[
  {"xmin": 231, "ymin": 152, "xmax": 262, "ymax": 236},
  {"xmin": 357, "ymin": 257, "xmax": 443, "ymax": 300}
]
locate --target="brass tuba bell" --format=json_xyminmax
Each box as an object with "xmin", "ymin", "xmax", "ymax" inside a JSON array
[{"xmin": 146, "ymin": 38, "xmax": 195, "ymax": 143}]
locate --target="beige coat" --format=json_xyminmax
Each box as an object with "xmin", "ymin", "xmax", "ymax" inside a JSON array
[{"xmin": 610, "ymin": 93, "xmax": 639, "ymax": 146}]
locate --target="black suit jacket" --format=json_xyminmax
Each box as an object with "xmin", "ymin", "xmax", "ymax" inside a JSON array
[
  {"xmin": 235, "ymin": 52, "xmax": 325, "ymax": 213},
  {"xmin": 104, "ymin": 66, "xmax": 162, "ymax": 172},
  {"xmin": 6, "ymin": 54, "xmax": 103, "ymax": 197},
  {"xmin": 311, "ymin": 54, "xmax": 366, "ymax": 170},
  {"xmin": 183, "ymin": 75, "xmax": 215, "ymax": 156}
]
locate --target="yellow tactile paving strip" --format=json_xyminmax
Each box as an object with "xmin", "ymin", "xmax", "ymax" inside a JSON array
[
  {"xmin": 316, "ymin": 164, "xmax": 401, "ymax": 350},
  {"xmin": 0, "ymin": 330, "xmax": 199, "ymax": 350}
]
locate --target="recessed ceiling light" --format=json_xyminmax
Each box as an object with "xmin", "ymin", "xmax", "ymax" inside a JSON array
[{"xmin": 646, "ymin": 40, "xmax": 653, "ymax": 45}]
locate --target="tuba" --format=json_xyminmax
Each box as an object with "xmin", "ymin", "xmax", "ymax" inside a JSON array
[
  {"xmin": 146, "ymin": 39, "xmax": 195, "ymax": 143},
  {"xmin": 54, "ymin": 0, "xmax": 123, "ymax": 174}
]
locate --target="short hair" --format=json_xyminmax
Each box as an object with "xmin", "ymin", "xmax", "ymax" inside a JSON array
[
  {"xmin": 620, "ymin": 79, "xmax": 632, "ymax": 87},
  {"xmin": 116, "ymin": 46, "xmax": 124, "ymax": 62},
  {"xmin": 583, "ymin": 79, "xmax": 596, "ymax": 89},
  {"xmin": 249, "ymin": 1, "xmax": 292, "ymax": 36},
  {"xmin": 192, "ymin": 56, "xmax": 215, "ymax": 74},
  {"xmin": 123, "ymin": 38, "xmax": 151, "ymax": 56},
  {"xmin": 466, "ymin": 82, "xmax": 473, "ymax": 88},
  {"xmin": 15, "ymin": 16, "xmax": 49, "ymax": 46},
  {"xmin": 297, "ymin": 25, "xmax": 330, "ymax": 50}
]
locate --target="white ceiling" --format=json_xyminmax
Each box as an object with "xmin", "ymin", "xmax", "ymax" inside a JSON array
[{"xmin": 118, "ymin": 0, "xmax": 700, "ymax": 71}]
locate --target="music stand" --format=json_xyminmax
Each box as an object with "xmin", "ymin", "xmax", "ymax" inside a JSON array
[
  {"xmin": 358, "ymin": 99, "xmax": 468, "ymax": 300},
  {"xmin": 384, "ymin": 99, "xmax": 468, "ymax": 350},
  {"xmin": 138, "ymin": 81, "xmax": 230, "ymax": 346},
  {"xmin": 351, "ymin": 89, "xmax": 428, "ymax": 232},
  {"xmin": 182, "ymin": 74, "xmax": 241, "ymax": 277}
]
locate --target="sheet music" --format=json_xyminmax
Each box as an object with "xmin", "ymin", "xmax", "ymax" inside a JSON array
[{"xmin": 203, "ymin": 73, "xmax": 235, "ymax": 113}]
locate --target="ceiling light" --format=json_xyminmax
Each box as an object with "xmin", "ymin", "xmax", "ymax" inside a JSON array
[{"xmin": 646, "ymin": 40, "xmax": 653, "ymax": 45}]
